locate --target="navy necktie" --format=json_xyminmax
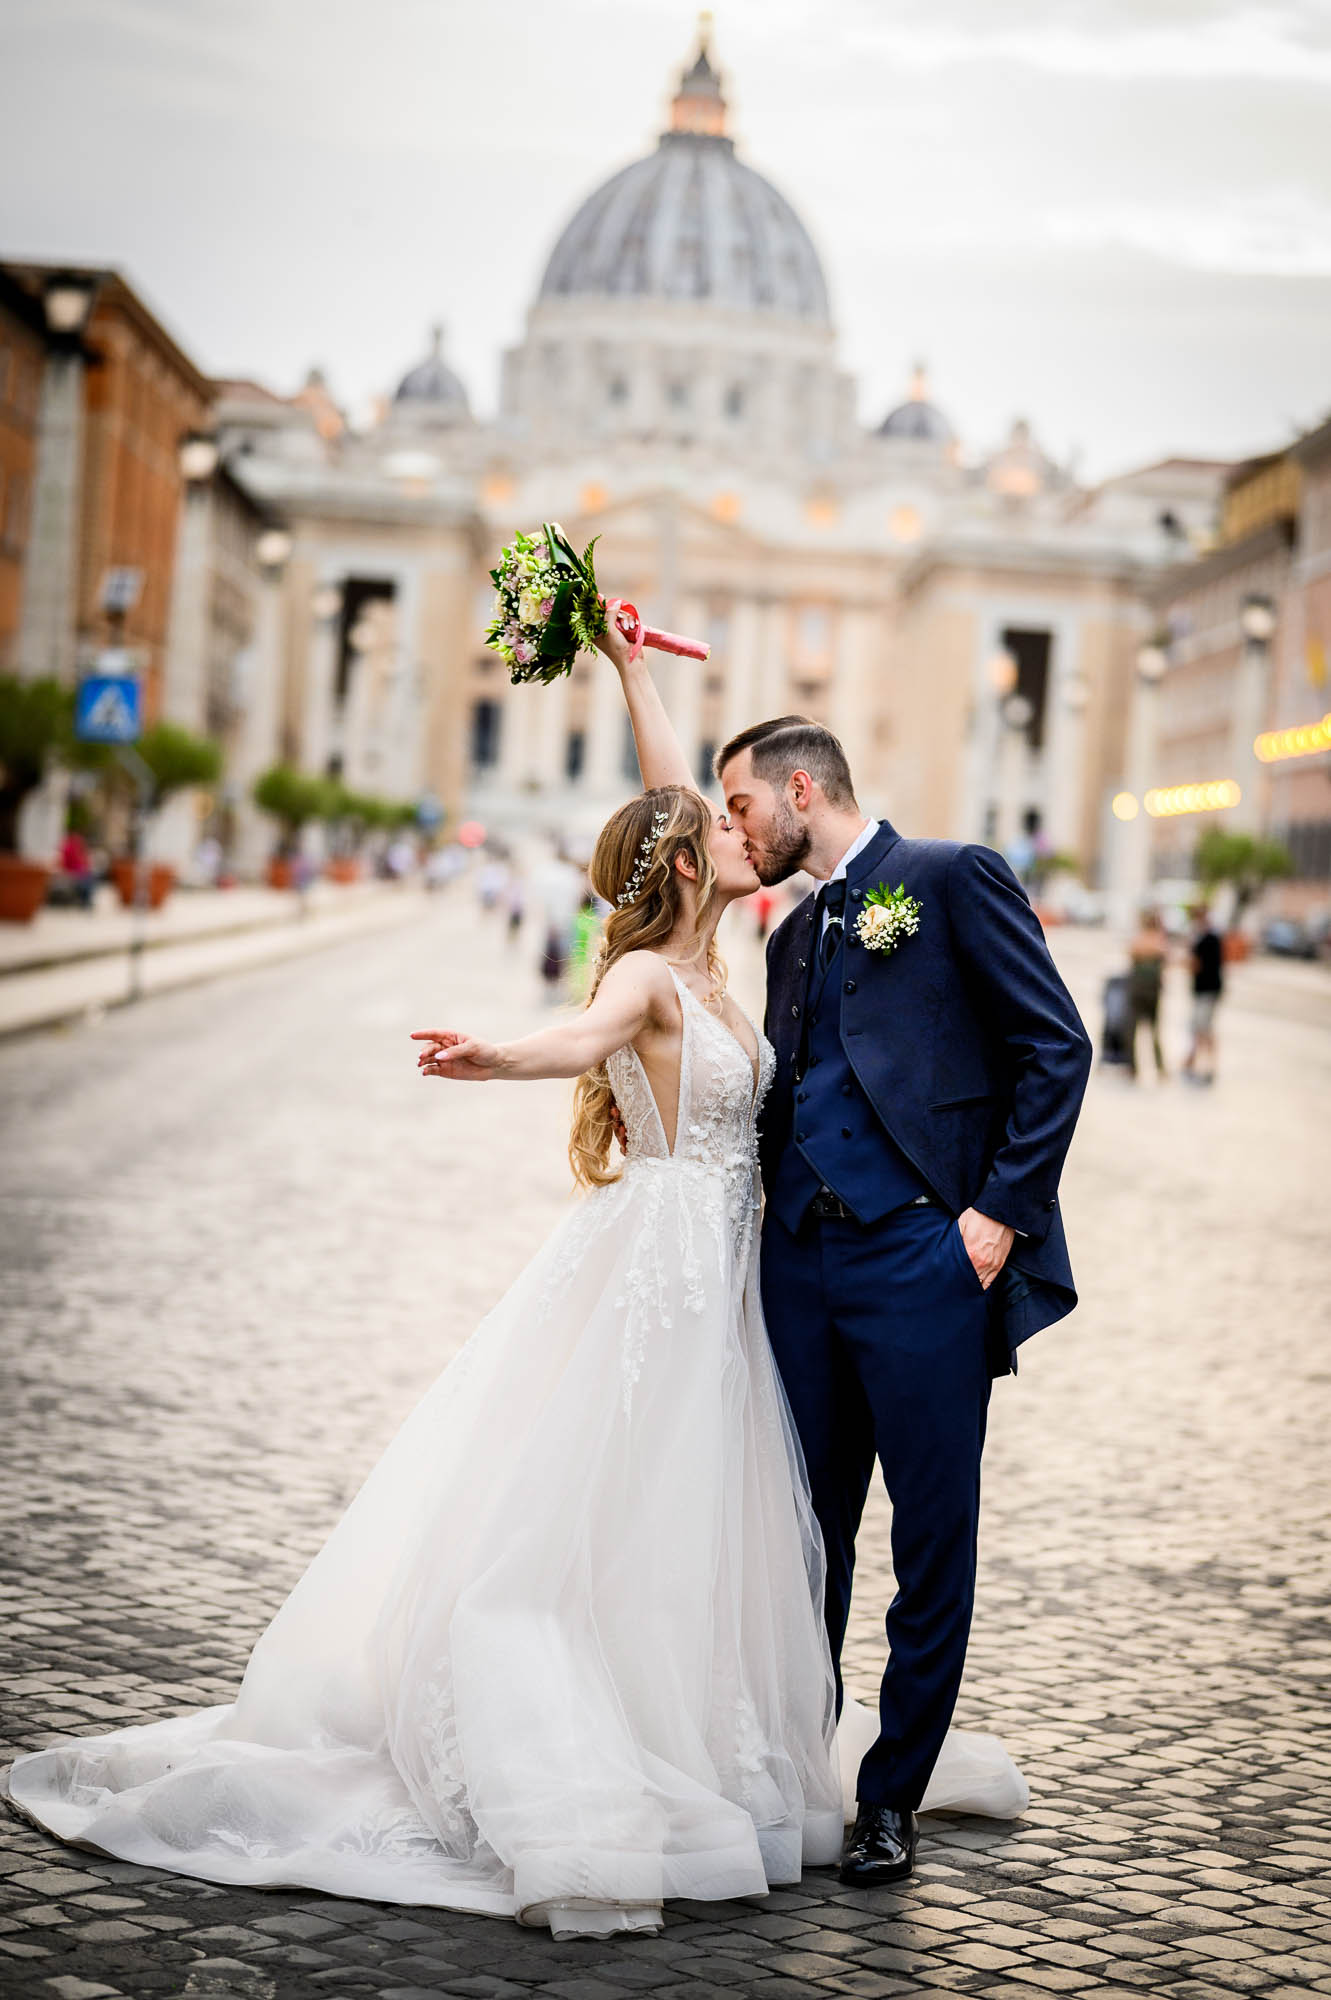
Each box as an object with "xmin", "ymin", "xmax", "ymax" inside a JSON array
[{"xmin": 818, "ymin": 878, "xmax": 847, "ymax": 971}]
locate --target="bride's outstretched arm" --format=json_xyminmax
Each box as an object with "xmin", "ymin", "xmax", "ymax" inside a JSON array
[
  {"xmin": 594, "ymin": 616, "xmax": 695, "ymax": 792},
  {"xmin": 411, "ymin": 952, "xmax": 667, "ymax": 1083}
]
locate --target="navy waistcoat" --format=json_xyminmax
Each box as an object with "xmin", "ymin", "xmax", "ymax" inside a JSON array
[{"xmin": 768, "ymin": 923, "xmax": 930, "ymax": 1232}]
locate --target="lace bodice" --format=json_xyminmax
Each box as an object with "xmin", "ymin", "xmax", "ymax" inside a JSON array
[{"xmin": 607, "ymin": 968, "xmax": 775, "ymax": 1195}]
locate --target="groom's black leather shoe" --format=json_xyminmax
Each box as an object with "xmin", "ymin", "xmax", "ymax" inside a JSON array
[{"xmin": 839, "ymin": 1805, "xmax": 917, "ymax": 1886}]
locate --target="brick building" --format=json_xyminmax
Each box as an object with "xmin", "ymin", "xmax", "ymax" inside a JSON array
[
  {"xmin": 0, "ymin": 269, "xmax": 48, "ymax": 668},
  {"xmin": 2, "ymin": 264, "xmax": 212, "ymax": 718}
]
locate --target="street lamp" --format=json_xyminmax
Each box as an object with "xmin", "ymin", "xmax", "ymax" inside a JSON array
[
  {"xmin": 1107, "ymin": 638, "xmax": 1171, "ymax": 928},
  {"xmin": 255, "ymin": 528, "xmax": 293, "ymax": 573},
  {"xmin": 311, "ymin": 584, "xmax": 342, "ymax": 622},
  {"xmin": 1136, "ymin": 641, "xmax": 1168, "ymax": 684},
  {"xmin": 178, "ymin": 432, "xmax": 220, "ymax": 484},
  {"xmin": 1240, "ymin": 594, "xmax": 1277, "ymax": 644},
  {"xmin": 15, "ymin": 271, "xmax": 101, "ymax": 682},
  {"xmin": 41, "ymin": 270, "xmax": 96, "ymax": 339},
  {"xmin": 1231, "ymin": 593, "xmax": 1277, "ymax": 832},
  {"xmin": 985, "ymin": 650, "xmax": 1018, "ymax": 698}
]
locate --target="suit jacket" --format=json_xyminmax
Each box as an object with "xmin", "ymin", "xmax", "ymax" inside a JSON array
[{"xmin": 762, "ymin": 820, "xmax": 1093, "ymax": 1369}]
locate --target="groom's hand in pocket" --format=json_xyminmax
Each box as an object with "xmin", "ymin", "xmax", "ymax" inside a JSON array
[{"xmin": 957, "ymin": 1209, "xmax": 1015, "ymax": 1291}]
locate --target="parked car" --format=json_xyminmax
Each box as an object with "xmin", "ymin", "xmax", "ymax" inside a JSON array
[{"xmin": 1262, "ymin": 917, "xmax": 1327, "ymax": 961}]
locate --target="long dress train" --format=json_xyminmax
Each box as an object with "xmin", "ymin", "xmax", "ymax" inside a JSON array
[{"xmin": 4, "ymin": 972, "xmax": 1025, "ymax": 1937}]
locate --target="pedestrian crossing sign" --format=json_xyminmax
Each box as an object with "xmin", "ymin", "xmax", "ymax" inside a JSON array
[{"xmin": 75, "ymin": 674, "xmax": 142, "ymax": 744}]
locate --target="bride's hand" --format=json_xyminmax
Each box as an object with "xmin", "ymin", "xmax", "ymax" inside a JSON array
[
  {"xmin": 593, "ymin": 603, "xmax": 637, "ymax": 675},
  {"xmin": 410, "ymin": 1030, "xmax": 508, "ymax": 1081}
]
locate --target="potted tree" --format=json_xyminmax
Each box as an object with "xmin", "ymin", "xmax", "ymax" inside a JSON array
[
  {"xmin": 0, "ymin": 673, "xmax": 73, "ymax": 923},
  {"xmin": 110, "ymin": 720, "xmax": 223, "ymax": 910},
  {"xmin": 1193, "ymin": 826, "xmax": 1293, "ymax": 960},
  {"xmin": 253, "ymin": 764, "xmax": 328, "ymax": 889},
  {"xmin": 323, "ymin": 783, "xmax": 377, "ymax": 883}
]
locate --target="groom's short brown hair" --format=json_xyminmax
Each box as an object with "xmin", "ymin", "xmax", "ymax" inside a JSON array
[{"xmin": 716, "ymin": 716, "xmax": 857, "ymax": 810}]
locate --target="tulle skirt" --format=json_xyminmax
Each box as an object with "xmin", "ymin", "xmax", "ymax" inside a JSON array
[{"xmin": 4, "ymin": 1161, "xmax": 1026, "ymax": 1936}]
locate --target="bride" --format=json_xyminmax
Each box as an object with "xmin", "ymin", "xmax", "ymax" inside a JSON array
[{"xmin": 5, "ymin": 725, "xmax": 1023, "ymax": 1941}]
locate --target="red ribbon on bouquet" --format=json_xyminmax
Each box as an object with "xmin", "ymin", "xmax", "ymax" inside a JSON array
[{"xmin": 605, "ymin": 598, "xmax": 710, "ymax": 664}]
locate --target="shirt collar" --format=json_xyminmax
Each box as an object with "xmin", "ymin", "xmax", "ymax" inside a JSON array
[{"xmin": 826, "ymin": 818, "xmax": 879, "ymax": 885}]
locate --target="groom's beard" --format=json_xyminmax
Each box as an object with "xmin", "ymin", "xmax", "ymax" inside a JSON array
[{"xmin": 749, "ymin": 802, "xmax": 811, "ymax": 886}]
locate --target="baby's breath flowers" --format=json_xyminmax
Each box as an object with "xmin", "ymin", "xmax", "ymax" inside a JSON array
[{"xmin": 854, "ymin": 882, "xmax": 923, "ymax": 956}]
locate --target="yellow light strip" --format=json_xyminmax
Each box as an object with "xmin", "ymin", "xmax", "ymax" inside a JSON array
[
  {"xmin": 1144, "ymin": 780, "xmax": 1241, "ymax": 817},
  {"xmin": 1255, "ymin": 713, "xmax": 1331, "ymax": 762}
]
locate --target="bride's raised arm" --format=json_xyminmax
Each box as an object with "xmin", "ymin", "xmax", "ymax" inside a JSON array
[
  {"xmin": 594, "ymin": 618, "xmax": 695, "ymax": 793},
  {"xmin": 411, "ymin": 950, "xmax": 670, "ymax": 1084}
]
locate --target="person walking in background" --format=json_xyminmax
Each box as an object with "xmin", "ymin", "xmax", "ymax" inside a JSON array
[
  {"xmin": 1182, "ymin": 905, "xmax": 1225, "ymax": 1086},
  {"xmin": 567, "ymin": 888, "xmax": 604, "ymax": 999},
  {"xmin": 57, "ymin": 828, "xmax": 95, "ymax": 910},
  {"xmin": 477, "ymin": 856, "xmax": 510, "ymax": 913},
  {"xmin": 530, "ymin": 846, "xmax": 582, "ymax": 1004},
  {"xmin": 1126, "ymin": 909, "xmax": 1168, "ymax": 1081},
  {"xmin": 504, "ymin": 874, "xmax": 526, "ymax": 947}
]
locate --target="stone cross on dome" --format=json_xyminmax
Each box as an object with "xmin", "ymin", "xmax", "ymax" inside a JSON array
[{"xmin": 670, "ymin": 13, "xmax": 727, "ymax": 137}]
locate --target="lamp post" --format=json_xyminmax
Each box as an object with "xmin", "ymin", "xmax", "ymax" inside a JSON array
[
  {"xmin": 1046, "ymin": 670, "xmax": 1089, "ymax": 860},
  {"xmin": 1230, "ymin": 592, "xmax": 1276, "ymax": 835},
  {"xmin": 233, "ymin": 528, "xmax": 294, "ymax": 879},
  {"xmin": 996, "ymin": 690, "xmax": 1033, "ymax": 862},
  {"xmin": 163, "ymin": 431, "xmax": 222, "ymax": 733},
  {"xmin": 302, "ymin": 564, "xmax": 340, "ymax": 782},
  {"xmin": 1107, "ymin": 639, "xmax": 1168, "ymax": 929},
  {"xmin": 16, "ymin": 269, "xmax": 98, "ymax": 684}
]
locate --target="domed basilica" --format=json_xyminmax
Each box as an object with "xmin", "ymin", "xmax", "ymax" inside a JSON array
[{"xmin": 214, "ymin": 25, "xmax": 1223, "ymax": 882}]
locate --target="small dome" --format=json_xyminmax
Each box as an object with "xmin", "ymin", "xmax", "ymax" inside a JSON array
[
  {"xmin": 393, "ymin": 325, "xmax": 469, "ymax": 415},
  {"xmin": 878, "ymin": 363, "xmax": 952, "ymax": 444},
  {"xmin": 536, "ymin": 29, "xmax": 830, "ymax": 323},
  {"xmin": 985, "ymin": 417, "xmax": 1061, "ymax": 498}
]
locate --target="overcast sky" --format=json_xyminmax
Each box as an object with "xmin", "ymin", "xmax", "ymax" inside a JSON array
[{"xmin": 3, "ymin": 0, "xmax": 1328, "ymax": 479}]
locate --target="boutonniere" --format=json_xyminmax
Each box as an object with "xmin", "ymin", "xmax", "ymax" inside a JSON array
[{"xmin": 854, "ymin": 882, "xmax": 923, "ymax": 955}]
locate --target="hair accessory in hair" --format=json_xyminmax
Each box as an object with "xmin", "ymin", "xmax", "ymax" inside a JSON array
[{"xmin": 617, "ymin": 807, "xmax": 670, "ymax": 907}]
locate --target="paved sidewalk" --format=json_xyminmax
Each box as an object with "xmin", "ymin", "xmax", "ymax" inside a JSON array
[
  {"xmin": 0, "ymin": 901, "xmax": 1328, "ymax": 2000},
  {"xmin": 0, "ymin": 882, "xmax": 427, "ymax": 1038}
]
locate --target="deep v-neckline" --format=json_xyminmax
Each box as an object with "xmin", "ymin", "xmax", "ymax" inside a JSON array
[{"xmin": 668, "ymin": 969, "xmax": 761, "ymax": 1111}]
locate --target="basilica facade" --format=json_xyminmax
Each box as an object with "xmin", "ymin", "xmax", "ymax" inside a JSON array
[{"xmin": 206, "ymin": 29, "xmax": 1225, "ymax": 880}]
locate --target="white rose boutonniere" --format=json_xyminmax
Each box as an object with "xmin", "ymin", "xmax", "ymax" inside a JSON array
[{"xmin": 855, "ymin": 881, "xmax": 923, "ymax": 956}]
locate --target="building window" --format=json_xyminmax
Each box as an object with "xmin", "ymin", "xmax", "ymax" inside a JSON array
[
  {"xmin": 666, "ymin": 379, "xmax": 689, "ymax": 410},
  {"xmin": 622, "ymin": 716, "xmax": 641, "ymax": 782},
  {"xmin": 1274, "ymin": 818, "xmax": 1331, "ymax": 880},
  {"xmin": 697, "ymin": 741, "xmax": 717, "ymax": 788},
  {"xmin": 1000, "ymin": 626, "xmax": 1052, "ymax": 750},
  {"xmin": 470, "ymin": 698, "xmax": 502, "ymax": 769},
  {"xmin": 724, "ymin": 383, "xmax": 745, "ymax": 419},
  {"xmin": 607, "ymin": 376, "xmax": 628, "ymax": 405},
  {"xmin": 565, "ymin": 729, "xmax": 586, "ymax": 781}
]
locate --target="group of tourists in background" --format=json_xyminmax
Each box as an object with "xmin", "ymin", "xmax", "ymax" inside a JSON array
[{"xmin": 1112, "ymin": 906, "xmax": 1226, "ymax": 1084}]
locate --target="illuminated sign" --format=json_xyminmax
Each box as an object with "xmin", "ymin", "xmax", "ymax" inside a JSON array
[
  {"xmin": 1254, "ymin": 713, "xmax": 1331, "ymax": 763},
  {"xmin": 1144, "ymin": 781, "xmax": 1241, "ymax": 818}
]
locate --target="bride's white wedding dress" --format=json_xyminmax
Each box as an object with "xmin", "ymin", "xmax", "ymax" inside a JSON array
[{"xmin": 4, "ymin": 971, "xmax": 1025, "ymax": 1938}]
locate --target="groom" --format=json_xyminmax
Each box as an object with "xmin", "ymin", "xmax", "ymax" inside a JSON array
[{"xmin": 717, "ymin": 717, "xmax": 1092, "ymax": 1886}]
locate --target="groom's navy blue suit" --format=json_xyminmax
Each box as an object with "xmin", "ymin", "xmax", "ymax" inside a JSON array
[{"xmin": 759, "ymin": 819, "xmax": 1091, "ymax": 1811}]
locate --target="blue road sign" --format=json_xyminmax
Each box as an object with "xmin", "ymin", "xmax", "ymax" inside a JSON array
[
  {"xmin": 416, "ymin": 790, "xmax": 444, "ymax": 829},
  {"xmin": 76, "ymin": 675, "xmax": 142, "ymax": 745}
]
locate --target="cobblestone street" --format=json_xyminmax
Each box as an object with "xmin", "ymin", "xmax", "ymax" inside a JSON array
[{"xmin": 1, "ymin": 887, "xmax": 1329, "ymax": 2000}]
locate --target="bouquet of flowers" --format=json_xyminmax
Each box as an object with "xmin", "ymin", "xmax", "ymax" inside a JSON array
[{"xmin": 485, "ymin": 522, "xmax": 709, "ymax": 685}]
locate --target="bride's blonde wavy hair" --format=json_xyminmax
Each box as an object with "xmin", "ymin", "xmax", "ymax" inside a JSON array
[{"xmin": 569, "ymin": 785, "xmax": 724, "ymax": 1189}]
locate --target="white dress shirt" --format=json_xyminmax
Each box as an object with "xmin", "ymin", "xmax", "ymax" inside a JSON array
[{"xmin": 818, "ymin": 819, "xmax": 879, "ymax": 939}]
